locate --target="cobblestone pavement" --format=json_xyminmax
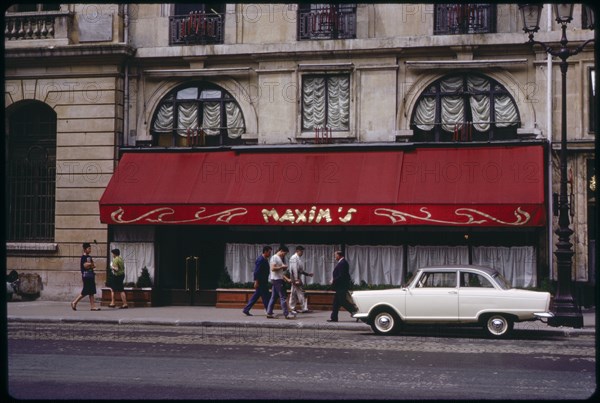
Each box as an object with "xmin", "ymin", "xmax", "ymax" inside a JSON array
[{"xmin": 7, "ymin": 321, "xmax": 596, "ymax": 359}]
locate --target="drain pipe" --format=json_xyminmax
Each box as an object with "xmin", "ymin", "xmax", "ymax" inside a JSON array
[
  {"xmin": 546, "ymin": 5, "xmax": 554, "ymax": 282},
  {"xmin": 123, "ymin": 4, "xmax": 130, "ymax": 147}
]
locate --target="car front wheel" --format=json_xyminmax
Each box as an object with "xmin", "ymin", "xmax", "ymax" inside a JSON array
[
  {"xmin": 484, "ymin": 314, "xmax": 513, "ymax": 338},
  {"xmin": 370, "ymin": 309, "xmax": 400, "ymax": 335}
]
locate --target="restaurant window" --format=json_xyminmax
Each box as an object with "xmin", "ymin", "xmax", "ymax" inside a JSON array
[
  {"xmin": 298, "ymin": 3, "xmax": 356, "ymax": 40},
  {"xmin": 6, "ymin": 101, "xmax": 56, "ymax": 242},
  {"xmin": 150, "ymin": 83, "xmax": 245, "ymax": 147},
  {"xmin": 302, "ymin": 74, "xmax": 350, "ymax": 132},
  {"xmin": 589, "ymin": 67, "xmax": 596, "ymax": 133},
  {"xmin": 411, "ymin": 73, "xmax": 520, "ymax": 142},
  {"xmin": 434, "ymin": 4, "xmax": 496, "ymax": 35},
  {"xmin": 170, "ymin": 3, "xmax": 225, "ymax": 45}
]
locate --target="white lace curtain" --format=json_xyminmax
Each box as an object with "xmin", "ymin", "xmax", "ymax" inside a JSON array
[
  {"xmin": 225, "ymin": 244, "xmax": 338, "ymax": 285},
  {"xmin": 225, "ymin": 243, "xmax": 536, "ymax": 288},
  {"xmin": 152, "ymin": 95, "xmax": 245, "ymax": 138},
  {"xmin": 302, "ymin": 75, "xmax": 350, "ymax": 130},
  {"xmin": 109, "ymin": 242, "xmax": 155, "ymax": 285},
  {"xmin": 472, "ymin": 246, "xmax": 536, "ymax": 288},
  {"xmin": 414, "ymin": 75, "xmax": 519, "ymax": 132},
  {"xmin": 346, "ymin": 245, "xmax": 405, "ymax": 285}
]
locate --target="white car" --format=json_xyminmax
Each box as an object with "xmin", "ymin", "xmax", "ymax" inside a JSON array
[{"xmin": 352, "ymin": 265, "xmax": 553, "ymax": 337}]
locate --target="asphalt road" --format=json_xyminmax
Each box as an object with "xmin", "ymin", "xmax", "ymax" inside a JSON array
[{"xmin": 6, "ymin": 322, "xmax": 596, "ymax": 400}]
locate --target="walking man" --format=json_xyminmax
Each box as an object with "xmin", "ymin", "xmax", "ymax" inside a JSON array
[
  {"xmin": 266, "ymin": 245, "xmax": 295, "ymax": 319},
  {"xmin": 242, "ymin": 246, "xmax": 272, "ymax": 316},
  {"xmin": 288, "ymin": 246, "xmax": 314, "ymax": 314},
  {"xmin": 328, "ymin": 250, "xmax": 357, "ymax": 322}
]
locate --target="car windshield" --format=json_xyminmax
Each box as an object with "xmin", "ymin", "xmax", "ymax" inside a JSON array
[{"xmin": 492, "ymin": 272, "xmax": 512, "ymax": 290}]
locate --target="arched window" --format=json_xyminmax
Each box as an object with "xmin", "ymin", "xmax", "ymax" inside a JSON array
[
  {"xmin": 151, "ymin": 83, "xmax": 246, "ymax": 147},
  {"xmin": 6, "ymin": 101, "xmax": 57, "ymax": 241},
  {"xmin": 411, "ymin": 73, "xmax": 520, "ymax": 142}
]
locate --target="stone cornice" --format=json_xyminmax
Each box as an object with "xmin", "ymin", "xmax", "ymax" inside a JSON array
[{"xmin": 3, "ymin": 43, "xmax": 136, "ymax": 65}]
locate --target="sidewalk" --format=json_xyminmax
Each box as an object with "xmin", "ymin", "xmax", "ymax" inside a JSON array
[{"xmin": 6, "ymin": 300, "xmax": 596, "ymax": 335}]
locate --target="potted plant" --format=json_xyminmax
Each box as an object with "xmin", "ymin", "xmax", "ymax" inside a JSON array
[{"xmin": 102, "ymin": 266, "xmax": 154, "ymax": 307}]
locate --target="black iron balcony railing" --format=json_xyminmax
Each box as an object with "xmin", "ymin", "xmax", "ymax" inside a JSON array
[
  {"xmin": 169, "ymin": 12, "xmax": 224, "ymax": 45},
  {"xmin": 434, "ymin": 4, "xmax": 496, "ymax": 35},
  {"xmin": 298, "ymin": 5, "xmax": 356, "ymax": 40}
]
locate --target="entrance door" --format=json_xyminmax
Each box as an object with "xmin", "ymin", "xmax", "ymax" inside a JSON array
[{"xmin": 156, "ymin": 227, "xmax": 223, "ymax": 306}]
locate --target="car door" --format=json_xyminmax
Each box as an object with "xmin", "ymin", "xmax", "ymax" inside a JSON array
[
  {"xmin": 458, "ymin": 270, "xmax": 501, "ymax": 320},
  {"xmin": 404, "ymin": 270, "xmax": 459, "ymax": 321}
]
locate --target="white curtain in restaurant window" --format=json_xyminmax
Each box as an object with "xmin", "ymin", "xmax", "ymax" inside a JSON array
[
  {"xmin": 177, "ymin": 102, "xmax": 198, "ymax": 136},
  {"xmin": 153, "ymin": 103, "xmax": 173, "ymax": 132},
  {"xmin": 407, "ymin": 245, "xmax": 469, "ymax": 273},
  {"xmin": 225, "ymin": 244, "xmax": 338, "ymax": 285},
  {"xmin": 414, "ymin": 96, "xmax": 436, "ymax": 131},
  {"xmin": 470, "ymin": 94, "xmax": 491, "ymax": 131},
  {"xmin": 109, "ymin": 242, "xmax": 155, "ymax": 285},
  {"xmin": 440, "ymin": 77, "xmax": 464, "ymax": 132},
  {"xmin": 346, "ymin": 245, "xmax": 405, "ymax": 285},
  {"xmin": 327, "ymin": 76, "xmax": 350, "ymax": 130},
  {"xmin": 494, "ymin": 95, "xmax": 518, "ymax": 127},
  {"xmin": 226, "ymin": 102, "xmax": 244, "ymax": 138},
  {"xmin": 302, "ymin": 77, "xmax": 326, "ymax": 130},
  {"xmin": 413, "ymin": 75, "xmax": 519, "ymax": 133},
  {"xmin": 472, "ymin": 246, "xmax": 536, "ymax": 288},
  {"xmin": 202, "ymin": 102, "xmax": 220, "ymax": 135},
  {"xmin": 467, "ymin": 76, "xmax": 491, "ymax": 131}
]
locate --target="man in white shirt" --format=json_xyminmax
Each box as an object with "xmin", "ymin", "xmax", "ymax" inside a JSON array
[
  {"xmin": 288, "ymin": 246, "xmax": 314, "ymax": 314},
  {"xmin": 266, "ymin": 245, "xmax": 295, "ymax": 319}
]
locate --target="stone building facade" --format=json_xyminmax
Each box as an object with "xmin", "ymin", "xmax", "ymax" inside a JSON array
[{"xmin": 4, "ymin": 4, "xmax": 595, "ymax": 305}]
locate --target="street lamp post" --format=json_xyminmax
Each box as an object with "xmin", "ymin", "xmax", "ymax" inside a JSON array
[{"xmin": 519, "ymin": 4, "xmax": 594, "ymax": 328}]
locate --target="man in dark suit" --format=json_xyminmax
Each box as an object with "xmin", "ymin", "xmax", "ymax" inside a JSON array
[
  {"xmin": 328, "ymin": 250, "xmax": 358, "ymax": 322},
  {"xmin": 242, "ymin": 246, "xmax": 272, "ymax": 316}
]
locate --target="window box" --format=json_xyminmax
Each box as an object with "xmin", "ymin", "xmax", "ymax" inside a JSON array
[{"xmin": 216, "ymin": 288, "xmax": 336, "ymax": 311}]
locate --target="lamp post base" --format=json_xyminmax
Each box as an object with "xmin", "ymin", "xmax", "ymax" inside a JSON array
[{"xmin": 547, "ymin": 299, "xmax": 584, "ymax": 328}]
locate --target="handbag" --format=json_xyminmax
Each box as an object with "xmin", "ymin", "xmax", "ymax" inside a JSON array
[{"xmin": 82, "ymin": 270, "xmax": 95, "ymax": 279}]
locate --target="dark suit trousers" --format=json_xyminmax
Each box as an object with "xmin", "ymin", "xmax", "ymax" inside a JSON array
[{"xmin": 330, "ymin": 288, "xmax": 356, "ymax": 321}]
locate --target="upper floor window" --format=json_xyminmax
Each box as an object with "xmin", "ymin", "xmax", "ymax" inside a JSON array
[
  {"xmin": 434, "ymin": 4, "xmax": 496, "ymax": 35},
  {"xmin": 302, "ymin": 74, "xmax": 350, "ymax": 132},
  {"xmin": 170, "ymin": 3, "xmax": 225, "ymax": 45},
  {"xmin": 411, "ymin": 73, "xmax": 520, "ymax": 142},
  {"xmin": 298, "ymin": 4, "xmax": 356, "ymax": 40},
  {"xmin": 151, "ymin": 83, "xmax": 245, "ymax": 147}
]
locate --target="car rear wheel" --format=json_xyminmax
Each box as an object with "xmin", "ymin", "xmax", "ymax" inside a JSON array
[
  {"xmin": 484, "ymin": 314, "xmax": 513, "ymax": 338},
  {"xmin": 370, "ymin": 309, "xmax": 400, "ymax": 335}
]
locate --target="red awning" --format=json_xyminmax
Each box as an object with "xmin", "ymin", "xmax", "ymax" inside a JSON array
[{"xmin": 99, "ymin": 145, "xmax": 546, "ymax": 227}]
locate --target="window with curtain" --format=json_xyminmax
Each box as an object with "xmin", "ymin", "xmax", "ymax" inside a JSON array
[
  {"xmin": 411, "ymin": 73, "xmax": 520, "ymax": 142},
  {"xmin": 302, "ymin": 74, "xmax": 350, "ymax": 132},
  {"xmin": 151, "ymin": 83, "xmax": 245, "ymax": 147}
]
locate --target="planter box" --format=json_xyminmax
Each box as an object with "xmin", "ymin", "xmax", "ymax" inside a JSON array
[
  {"xmin": 101, "ymin": 287, "xmax": 153, "ymax": 307},
  {"xmin": 216, "ymin": 288, "xmax": 337, "ymax": 311}
]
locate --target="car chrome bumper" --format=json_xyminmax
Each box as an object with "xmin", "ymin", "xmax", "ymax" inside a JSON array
[
  {"xmin": 353, "ymin": 312, "xmax": 369, "ymax": 321},
  {"xmin": 533, "ymin": 312, "xmax": 554, "ymax": 319}
]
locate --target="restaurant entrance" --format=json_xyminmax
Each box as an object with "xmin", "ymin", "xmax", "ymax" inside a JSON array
[{"xmin": 155, "ymin": 227, "xmax": 224, "ymax": 306}]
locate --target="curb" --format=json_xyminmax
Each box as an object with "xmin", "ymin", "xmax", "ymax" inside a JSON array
[{"xmin": 7, "ymin": 315, "xmax": 594, "ymax": 335}]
